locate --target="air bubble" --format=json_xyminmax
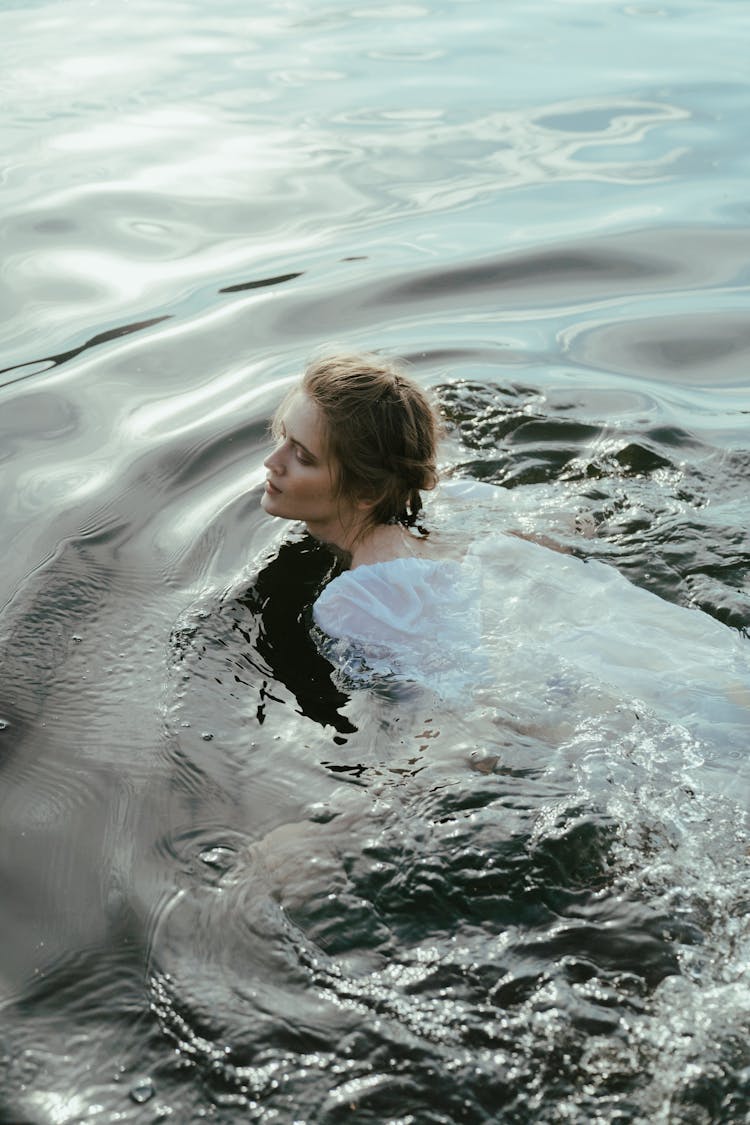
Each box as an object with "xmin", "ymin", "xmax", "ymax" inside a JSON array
[{"xmin": 129, "ymin": 1077, "xmax": 155, "ymax": 1104}]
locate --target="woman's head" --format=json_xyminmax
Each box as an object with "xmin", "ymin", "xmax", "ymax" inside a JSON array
[{"xmin": 263, "ymin": 353, "xmax": 439, "ymax": 543}]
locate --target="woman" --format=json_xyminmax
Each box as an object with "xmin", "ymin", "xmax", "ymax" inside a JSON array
[
  {"xmin": 261, "ymin": 352, "xmax": 749, "ymax": 730},
  {"xmin": 261, "ymin": 352, "xmax": 488, "ymax": 693}
]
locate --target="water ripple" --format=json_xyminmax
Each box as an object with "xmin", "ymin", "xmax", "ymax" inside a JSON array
[{"xmin": 3, "ymin": 1, "xmax": 750, "ymax": 1120}]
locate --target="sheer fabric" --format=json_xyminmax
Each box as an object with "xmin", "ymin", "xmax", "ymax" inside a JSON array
[{"xmin": 312, "ymin": 481, "xmax": 749, "ymax": 735}]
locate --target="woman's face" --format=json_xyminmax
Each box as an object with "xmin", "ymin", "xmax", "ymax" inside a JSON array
[{"xmin": 262, "ymin": 391, "xmax": 358, "ymax": 541}]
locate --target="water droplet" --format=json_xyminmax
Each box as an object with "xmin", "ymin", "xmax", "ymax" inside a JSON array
[
  {"xmin": 129, "ymin": 1077, "xmax": 155, "ymax": 1104},
  {"xmin": 200, "ymin": 732, "xmax": 213, "ymax": 741},
  {"xmin": 199, "ymin": 847, "xmax": 234, "ymax": 871},
  {"xmin": 71, "ymin": 634, "xmax": 83, "ymax": 643}
]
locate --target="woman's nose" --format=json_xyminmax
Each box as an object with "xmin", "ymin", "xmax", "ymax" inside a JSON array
[{"xmin": 264, "ymin": 445, "xmax": 284, "ymax": 473}]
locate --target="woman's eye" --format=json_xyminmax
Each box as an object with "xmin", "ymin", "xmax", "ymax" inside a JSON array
[{"xmin": 295, "ymin": 449, "xmax": 313, "ymax": 465}]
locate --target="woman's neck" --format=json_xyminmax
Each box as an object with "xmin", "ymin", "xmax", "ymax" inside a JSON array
[
  {"xmin": 304, "ymin": 516, "xmax": 430, "ymax": 569},
  {"xmin": 348, "ymin": 523, "xmax": 429, "ymax": 569}
]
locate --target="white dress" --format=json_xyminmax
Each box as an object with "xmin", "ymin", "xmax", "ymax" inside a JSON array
[
  {"xmin": 313, "ymin": 552, "xmax": 488, "ymax": 699},
  {"xmin": 312, "ymin": 481, "xmax": 749, "ymax": 742}
]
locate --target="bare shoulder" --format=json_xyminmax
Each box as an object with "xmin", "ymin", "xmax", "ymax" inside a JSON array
[
  {"xmin": 350, "ymin": 525, "xmax": 432, "ymax": 569},
  {"xmin": 350, "ymin": 524, "xmax": 467, "ymax": 569}
]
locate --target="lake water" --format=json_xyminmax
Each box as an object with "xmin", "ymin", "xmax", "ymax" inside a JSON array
[{"xmin": 1, "ymin": 1, "xmax": 749, "ymax": 1122}]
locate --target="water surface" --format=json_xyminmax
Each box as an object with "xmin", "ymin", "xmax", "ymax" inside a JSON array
[{"xmin": 1, "ymin": 1, "xmax": 749, "ymax": 1122}]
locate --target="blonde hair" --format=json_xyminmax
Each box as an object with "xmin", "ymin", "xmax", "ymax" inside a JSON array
[{"xmin": 274, "ymin": 353, "xmax": 439, "ymax": 534}]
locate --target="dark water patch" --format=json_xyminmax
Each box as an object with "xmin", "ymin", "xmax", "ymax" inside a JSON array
[
  {"xmin": 32, "ymin": 217, "xmax": 76, "ymax": 234},
  {"xmin": 407, "ymin": 344, "xmax": 540, "ymax": 372},
  {"xmin": 0, "ymin": 391, "xmax": 79, "ymax": 464},
  {"xmin": 0, "ymin": 315, "xmax": 172, "ymax": 388},
  {"xmin": 436, "ymin": 379, "xmax": 545, "ymax": 446},
  {"xmin": 219, "ymin": 270, "xmax": 303, "ymax": 293},
  {"xmin": 589, "ymin": 493, "xmax": 750, "ymax": 629},
  {"xmin": 384, "ymin": 245, "xmax": 665, "ymax": 305},
  {"xmin": 344, "ymin": 810, "xmax": 622, "ymax": 942},
  {"xmin": 569, "ymin": 310, "xmax": 750, "ymax": 385},
  {"xmin": 609, "ymin": 439, "xmax": 673, "ymax": 475},
  {"xmin": 12, "ymin": 936, "xmax": 147, "ymax": 1023},
  {"xmin": 684, "ymin": 566, "xmax": 750, "ymax": 632},
  {"xmin": 538, "ymin": 104, "xmax": 666, "ymax": 133},
  {"xmin": 507, "ymin": 417, "xmax": 604, "ymax": 446},
  {"xmin": 170, "ymin": 534, "xmax": 354, "ymax": 742}
]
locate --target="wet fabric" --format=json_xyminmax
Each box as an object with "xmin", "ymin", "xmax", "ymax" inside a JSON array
[{"xmin": 313, "ymin": 482, "xmax": 750, "ymax": 739}]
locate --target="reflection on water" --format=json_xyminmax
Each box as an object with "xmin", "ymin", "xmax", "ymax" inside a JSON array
[{"xmin": 1, "ymin": 0, "xmax": 749, "ymax": 1121}]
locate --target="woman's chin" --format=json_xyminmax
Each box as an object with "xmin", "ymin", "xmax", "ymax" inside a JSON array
[{"xmin": 260, "ymin": 491, "xmax": 280, "ymax": 515}]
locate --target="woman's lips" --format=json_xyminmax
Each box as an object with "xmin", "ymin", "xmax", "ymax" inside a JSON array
[{"xmin": 265, "ymin": 478, "xmax": 281, "ymax": 494}]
